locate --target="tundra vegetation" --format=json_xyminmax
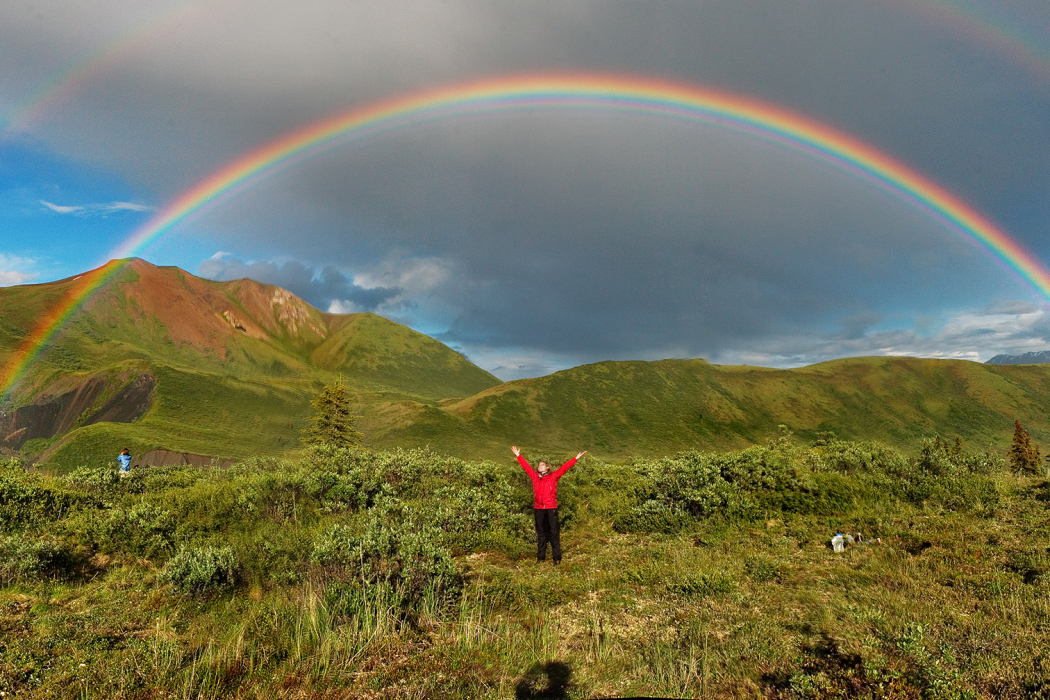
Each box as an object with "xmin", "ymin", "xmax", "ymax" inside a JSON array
[{"xmin": 1, "ymin": 432, "xmax": 1049, "ymax": 699}]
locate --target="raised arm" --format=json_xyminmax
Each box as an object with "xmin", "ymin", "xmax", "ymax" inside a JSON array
[
  {"xmin": 512, "ymin": 445, "xmax": 537, "ymax": 478},
  {"xmin": 551, "ymin": 450, "xmax": 587, "ymax": 479}
]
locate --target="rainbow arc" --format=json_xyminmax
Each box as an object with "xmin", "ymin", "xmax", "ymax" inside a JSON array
[{"xmin": 3, "ymin": 74, "xmax": 1047, "ymax": 398}]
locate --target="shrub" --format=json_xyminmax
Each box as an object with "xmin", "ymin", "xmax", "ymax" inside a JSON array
[
  {"xmin": 612, "ymin": 499, "xmax": 692, "ymax": 534},
  {"xmin": 162, "ymin": 544, "xmax": 239, "ymax": 596},
  {"xmin": 0, "ymin": 534, "xmax": 73, "ymax": 584},
  {"xmin": 66, "ymin": 465, "xmax": 121, "ymax": 494},
  {"xmin": 812, "ymin": 440, "xmax": 909, "ymax": 475},
  {"xmin": 618, "ymin": 438, "xmax": 1009, "ymax": 530},
  {"xmin": 0, "ymin": 463, "xmax": 89, "ymax": 533},
  {"xmin": 96, "ymin": 502, "xmax": 177, "ymax": 557},
  {"xmin": 312, "ymin": 500, "xmax": 461, "ymax": 613},
  {"xmin": 634, "ymin": 452, "xmax": 742, "ymax": 519},
  {"xmin": 716, "ymin": 446, "xmax": 817, "ymax": 513},
  {"xmin": 432, "ymin": 484, "xmax": 530, "ymax": 543}
]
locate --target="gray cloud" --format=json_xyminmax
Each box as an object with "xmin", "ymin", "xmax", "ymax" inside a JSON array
[
  {"xmin": 5, "ymin": 0, "xmax": 1050, "ymax": 376},
  {"xmin": 198, "ymin": 255, "xmax": 399, "ymax": 313},
  {"xmin": 711, "ymin": 301, "xmax": 1050, "ymax": 368}
]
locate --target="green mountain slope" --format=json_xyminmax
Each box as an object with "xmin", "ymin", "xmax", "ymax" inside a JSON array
[
  {"xmin": 4, "ymin": 259, "xmax": 1049, "ymax": 468},
  {"xmin": 376, "ymin": 356, "xmax": 1050, "ymax": 460},
  {"xmin": 0, "ymin": 259, "xmax": 500, "ymax": 468}
]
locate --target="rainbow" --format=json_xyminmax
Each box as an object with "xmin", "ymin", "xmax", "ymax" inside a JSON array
[
  {"xmin": 3, "ymin": 73, "xmax": 1048, "ymax": 398},
  {"xmin": 5, "ymin": 0, "xmax": 1049, "ymax": 135},
  {"xmin": 890, "ymin": 0, "xmax": 1050, "ymax": 84},
  {"xmin": 2, "ymin": 2, "xmax": 201, "ymax": 133}
]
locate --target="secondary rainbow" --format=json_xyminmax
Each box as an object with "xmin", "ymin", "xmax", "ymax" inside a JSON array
[{"xmin": 3, "ymin": 73, "xmax": 1048, "ymax": 397}]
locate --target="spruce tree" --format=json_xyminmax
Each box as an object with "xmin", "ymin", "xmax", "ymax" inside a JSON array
[
  {"xmin": 303, "ymin": 380, "xmax": 362, "ymax": 448},
  {"xmin": 1008, "ymin": 420, "xmax": 1040, "ymax": 474}
]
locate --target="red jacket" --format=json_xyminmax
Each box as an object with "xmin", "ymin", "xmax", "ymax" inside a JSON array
[{"xmin": 517, "ymin": 455, "xmax": 576, "ymax": 509}]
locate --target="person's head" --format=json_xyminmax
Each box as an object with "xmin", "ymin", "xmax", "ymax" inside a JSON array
[
  {"xmin": 121, "ymin": 448, "xmax": 129, "ymax": 455},
  {"xmin": 537, "ymin": 460, "xmax": 550, "ymax": 475}
]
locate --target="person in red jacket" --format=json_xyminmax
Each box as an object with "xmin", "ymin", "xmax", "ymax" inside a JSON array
[{"xmin": 512, "ymin": 445, "xmax": 587, "ymax": 565}]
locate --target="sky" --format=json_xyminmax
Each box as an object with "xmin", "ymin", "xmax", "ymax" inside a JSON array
[{"xmin": 2, "ymin": 0, "xmax": 1050, "ymax": 380}]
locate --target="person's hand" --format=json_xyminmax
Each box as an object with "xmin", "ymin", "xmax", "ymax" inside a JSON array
[
  {"xmin": 576, "ymin": 451, "xmax": 588, "ymax": 460},
  {"xmin": 511, "ymin": 445, "xmax": 520, "ymax": 456}
]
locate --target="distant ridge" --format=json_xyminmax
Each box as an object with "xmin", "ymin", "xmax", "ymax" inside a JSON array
[{"xmin": 985, "ymin": 351, "xmax": 1050, "ymax": 365}]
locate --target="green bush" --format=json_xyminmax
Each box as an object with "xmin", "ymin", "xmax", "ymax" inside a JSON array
[
  {"xmin": 96, "ymin": 502, "xmax": 177, "ymax": 557},
  {"xmin": 620, "ymin": 439, "xmax": 1008, "ymax": 530},
  {"xmin": 632, "ymin": 452, "xmax": 742, "ymax": 519},
  {"xmin": 716, "ymin": 446, "xmax": 817, "ymax": 514},
  {"xmin": 66, "ymin": 465, "xmax": 120, "ymax": 494},
  {"xmin": 0, "ymin": 462, "xmax": 89, "ymax": 533},
  {"xmin": 0, "ymin": 534, "xmax": 74, "ymax": 584},
  {"xmin": 162, "ymin": 544, "xmax": 239, "ymax": 596},
  {"xmin": 813, "ymin": 440, "xmax": 909, "ymax": 475},
  {"xmin": 612, "ymin": 499, "xmax": 692, "ymax": 534},
  {"xmin": 312, "ymin": 500, "xmax": 461, "ymax": 612},
  {"xmin": 432, "ymin": 483, "xmax": 531, "ymax": 546}
]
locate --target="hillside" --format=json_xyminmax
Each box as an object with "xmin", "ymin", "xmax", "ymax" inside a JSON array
[
  {"xmin": 0, "ymin": 259, "xmax": 500, "ymax": 467},
  {"xmin": 378, "ymin": 356, "xmax": 1050, "ymax": 459},
  {"xmin": 4, "ymin": 259, "xmax": 1050, "ymax": 468}
]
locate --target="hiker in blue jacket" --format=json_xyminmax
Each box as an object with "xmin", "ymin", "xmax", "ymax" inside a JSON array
[{"xmin": 118, "ymin": 448, "xmax": 131, "ymax": 474}]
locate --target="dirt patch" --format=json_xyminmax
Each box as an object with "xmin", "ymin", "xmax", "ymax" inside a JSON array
[
  {"xmin": 0, "ymin": 371, "xmax": 155, "ymax": 450},
  {"xmin": 84, "ymin": 372, "xmax": 155, "ymax": 426}
]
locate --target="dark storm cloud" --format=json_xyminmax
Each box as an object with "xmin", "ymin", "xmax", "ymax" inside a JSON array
[
  {"xmin": 198, "ymin": 255, "xmax": 399, "ymax": 313},
  {"xmin": 3, "ymin": 0, "xmax": 1050, "ymax": 375},
  {"xmin": 204, "ymin": 112, "xmax": 1016, "ymax": 364}
]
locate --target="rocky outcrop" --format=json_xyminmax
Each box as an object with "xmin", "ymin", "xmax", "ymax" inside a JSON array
[{"xmin": 0, "ymin": 371, "xmax": 155, "ymax": 450}]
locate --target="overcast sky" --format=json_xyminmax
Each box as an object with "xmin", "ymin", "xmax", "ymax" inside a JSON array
[{"xmin": 2, "ymin": 0, "xmax": 1050, "ymax": 379}]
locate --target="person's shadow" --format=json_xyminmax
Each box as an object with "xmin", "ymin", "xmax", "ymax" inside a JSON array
[
  {"xmin": 514, "ymin": 660, "xmax": 690, "ymax": 699},
  {"xmin": 515, "ymin": 661, "xmax": 572, "ymax": 699}
]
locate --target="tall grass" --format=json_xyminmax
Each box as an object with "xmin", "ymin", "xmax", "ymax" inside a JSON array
[{"xmin": 2, "ymin": 439, "xmax": 1049, "ymax": 697}]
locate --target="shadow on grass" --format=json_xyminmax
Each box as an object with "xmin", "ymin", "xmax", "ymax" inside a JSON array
[
  {"xmin": 515, "ymin": 661, "xmax": 572, "ymax": 699},
  {"xmin": 514, "ymin": 660, "xmax": 689, "ymax": 700}
]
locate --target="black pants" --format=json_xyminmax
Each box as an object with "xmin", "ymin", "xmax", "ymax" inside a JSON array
[{"xmin": 534, "ymin": 508, "xmax": 561, "ymax": 562}]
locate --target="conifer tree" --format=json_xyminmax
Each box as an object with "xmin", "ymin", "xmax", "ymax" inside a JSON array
[
  {"xmin": 303, "ymin": 380, "xmax": 362, "ymax": 448},
  {"xmin": 1008, "ymin": 420, "xmax": 1040, "ymax": 473}
]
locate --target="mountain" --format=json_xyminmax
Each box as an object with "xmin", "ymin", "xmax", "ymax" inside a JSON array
[
  {"xmin": 4, "ymin": 259, "xmax": 1050, "ymax": 469},
  {"xmin": 0, "ymin": 259, "xmax": 500, "ymax": 467},
  {"xmin": 986, "ymin": 351, "xmax": 1050, "ymax": 365},
  {"xmin": 380, "ymin": 355, "xmax": 1050, "ymax": 458}
]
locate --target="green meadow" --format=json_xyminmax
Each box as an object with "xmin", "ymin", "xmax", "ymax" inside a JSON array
[{"xmin": 3, "ymin": 434, "xmax": 1049, "ymax": 698}]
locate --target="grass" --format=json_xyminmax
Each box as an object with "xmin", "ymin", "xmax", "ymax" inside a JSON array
[
  {"xmin": 4, "ymin": 506, "xmax": 1049, "ymax": 698},
  {"xmin": 2, "ymin": 439, "xmax": 1050, "ymax": 698}
]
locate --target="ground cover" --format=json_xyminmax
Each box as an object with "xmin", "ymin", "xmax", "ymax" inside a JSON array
[{"xmin": 1, "ymin": 437, "xmax": 1049, "ymax": 698}]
